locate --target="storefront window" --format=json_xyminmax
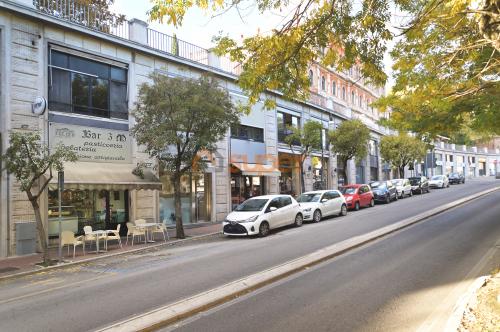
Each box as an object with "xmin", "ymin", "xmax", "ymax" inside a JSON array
[
  {"xmin": 312, "ymin": 156, "xmax": 328, "ymax": 190},
  {"xmin": 279, "ymin": 153, "xmax": 300, "ymax": 196},
  {"xmin": 48, "ymin": 189, "xmax": 129, "ymax": 237},
  {"xmin": 277, "ymin": 112, "xmax": 300, "ymax": 144},
  {"xmin": 159, "ymin": 173, "xmax": 212, "ymax": 225},
  {"xmin": 231, "ymin": 174, "xmax": 265, "ymax": 210}
]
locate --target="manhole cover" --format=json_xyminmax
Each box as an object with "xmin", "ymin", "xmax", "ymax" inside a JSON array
[{"xmin": 0, "ymin": 266, "xmax": 20, "ymax": 274}]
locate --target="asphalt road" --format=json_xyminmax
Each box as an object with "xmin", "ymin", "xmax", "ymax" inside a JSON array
[
  {"xmin": 168, "ymin": 188, "xmax": 500, "ymax": 332},
  {"xmin": 0, "ymin": 178, "xmax": 498, "ymax": 332}
]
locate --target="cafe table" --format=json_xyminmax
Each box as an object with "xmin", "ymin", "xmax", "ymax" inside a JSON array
[
  {"xmin": 135, "ymin": 223, "xmax": 159, "ymax": 243},
  {"xmin": 90, "ymin": 230, "xmax": 108, "ymax": 253}
]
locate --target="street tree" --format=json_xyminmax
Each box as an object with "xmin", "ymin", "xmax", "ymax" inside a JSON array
[
  {"xmin": 148, "ymin": 0, "xmax": 499, "ymax": 134},
  {"xmin": 329, "ymin": 119, "xmax": 370, "ymax": 185},
  {"xmin": 380, "ymin": 134, "xmax": 427, "ymax": 178},
  {"xmin": 0, "ymin": 132, "xmax": 77, "ymax": 264},
  {"xmin": 132, "ymin": 73, "xmax": 240, "ymax": 239},
  {"xmin": 284, "ymin": 121, "xmax": 323, "ymax": 193}
]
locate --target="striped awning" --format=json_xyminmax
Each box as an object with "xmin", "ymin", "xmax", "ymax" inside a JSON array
[{"xmin": 49, "ymin": 162, "xmax": 162, "ymax": 191}]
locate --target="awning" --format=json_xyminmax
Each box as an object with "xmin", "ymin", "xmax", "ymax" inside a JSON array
[
  {"xmin": 232, "ymin": 163, "xmax": 281, "ymax": 176},
  {"xmin": 49, "ymin": 162, "xmax": 162, "ymax": 191}
]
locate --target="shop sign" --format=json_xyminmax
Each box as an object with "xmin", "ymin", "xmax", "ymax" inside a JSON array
[{"xmin": 49, "ymin": 123, "xmax": 131, "ymax": 163}]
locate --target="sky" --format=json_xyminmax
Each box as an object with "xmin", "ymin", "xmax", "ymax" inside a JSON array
[{"xmin": 111, "ymin": 0, "xmax": 395, "ymax": 89}]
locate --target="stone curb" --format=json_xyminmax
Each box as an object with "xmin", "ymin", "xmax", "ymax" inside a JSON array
[
  {"xmin": 444, "ymin": 276, "xmax": 490, "ymax": 332},
  {"xmin": 0, "ymin": 231, "xmax": 222, "ymax": 282},
  {"xmin": 96, "ymin": 186, "xmax": 500, "ymax": 332}
]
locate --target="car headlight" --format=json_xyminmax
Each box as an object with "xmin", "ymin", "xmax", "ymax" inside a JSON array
[
  {"xmin": 303, "ymin": 208, "xmax": 312, "ymax": 212},
  {"xmin": 346, "ymin": 196, "xmax": 353, "ymax": 201},
  {"xmin": 242, "ymin": 215, "xmax": 258, "ymax": 223}
]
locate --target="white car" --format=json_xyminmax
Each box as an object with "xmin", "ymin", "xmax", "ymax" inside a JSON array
[
  {"xmin": 429, "ymin": 175, "xmax": 449, "ymax": 188},
  {"xmin": 391, "ymin": 179, "xmax": 413, "ymax": 199},
  {"xmin": 223, "ymin": 195, "xmax": 303, "ymax": 237},
  {"xmin": 297, "ymin": 190, "xmax": 347, "ymax": 222}
]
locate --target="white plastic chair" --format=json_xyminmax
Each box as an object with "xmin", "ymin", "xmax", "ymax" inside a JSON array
[
  {"xmin": 106, "ymin": 224, "xmax": 122, "ymax": 248},
  {"xmin": 152, "ymin": 222, "xmax": 170, "ymax": 243},
  {"xmin": 83, "ymin": 226, "xmax": 96, "ymax": 250},
  {"xmin": 126, "ymin": 222, "xmax": 145, "ymax": 246},
  {"xmin": 60, "ymin": 231, "xmax": 85, "ymax": 258}
]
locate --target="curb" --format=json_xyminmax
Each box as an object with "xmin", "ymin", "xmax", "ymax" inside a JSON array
[
  {"xmin": 0, "ymin": 231, "xmax": 222, "ymax": 282},
  {"xmin": 444, "ymin": 276, "xmax": 489, "ymax": 332},
  {"xmin": 97, "ymin": 186, "xmax": 500, "ymax": 332}
]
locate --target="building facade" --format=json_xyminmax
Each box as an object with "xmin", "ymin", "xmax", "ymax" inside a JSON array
[{"xmin": 0, "ymin": 0, "xmax": 498, "ymax": 257}]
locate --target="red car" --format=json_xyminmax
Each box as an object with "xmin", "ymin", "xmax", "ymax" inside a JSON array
[{"xmin": 339, "ymin": 184, "xmax": 375, "ymax": 210}]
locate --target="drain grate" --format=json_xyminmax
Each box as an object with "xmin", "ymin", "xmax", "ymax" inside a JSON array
[{"xmin": 0, "ymin": 266, "xmax": 20, "ymax": 274}]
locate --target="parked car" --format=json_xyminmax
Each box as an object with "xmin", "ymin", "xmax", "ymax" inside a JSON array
[
  {"xmin": 369, "ymin": 180, "xmax": 398, "ymax": 204},
  {"xmin": 297, "ymin": 190, "xmax": 347, "ymax": 222},
  {"xmin": 448, "ymin": 172, "xmax": 465, "ymax": 184},
  {"xmin": 391, "ymin": 178, "xmax": 413, "ymax": 199},
  {"xmin": 339, "ymin": 184, "xmax": 375, "ymax": 210},
  {"xmin": 223, "ymin": 195, "xmax": 303, "ymax": 237},
  {"xmin": 429, "ymin": 175, "xmax": 449, "ymax": 188},
  {"xmin": 409, "ymin": 176, "xmax": 430, "ymax": 194}
]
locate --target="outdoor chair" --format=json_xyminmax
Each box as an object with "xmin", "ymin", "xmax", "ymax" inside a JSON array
[
  {"xmin": 60, "ymin": 231, "xmax": 85, "ymax": 258},
  {"xmin": 106, "ymin": 224, "xmax": 122, "ymax": 248},
  {"xmin": 126, "ymin": 222, "xmax": 146, "ymax": 246},
  {"xmin": 83, "ymin": 225, "xmax": 106, "ymax": 250},
  {"xmin": 152, "ymin": 222, "xmax": 170, "ymax": 243},
  {"xmin": 134, "ymin": 219, "xmax": 146, "ymax": 225}
]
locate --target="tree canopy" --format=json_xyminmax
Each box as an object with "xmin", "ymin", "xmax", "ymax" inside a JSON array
[
  {"xmin": 285, "ymin": 120, "xmax": 323, "ymax": 192},
  {"xmin": 132, "ymin": 73, "xmax": 240, "ymax": 238},
  {"xmin": 379, "ymin": 134, "xmax": 427, "ymax": 178},
  {"xmin": 148, "ymin": 0, "xmax": 499, "ymax": 135},
  {"xmin": 0, "ymin": 132, "xmax": 77, "ymax": 263},
  {"xmin": 376, "ymin": 0, "xmax": 500, "ymax": 138},
  {"xmin": 329, "ymin": 119, "xmax": 371, "ymax": 184}
]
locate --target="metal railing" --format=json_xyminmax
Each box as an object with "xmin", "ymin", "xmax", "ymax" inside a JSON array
[
  {"xmin": 33, "ymin": 0, "xmax": 129, "ymax": 39},
  {"xmin": 147, "ymin": 29, "xmax": 209, "ymax": 66}
]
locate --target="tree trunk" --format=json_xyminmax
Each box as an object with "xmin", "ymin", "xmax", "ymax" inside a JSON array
[
  {"xmin": 172, "ymin": 174, "xmax": 185, "ymax": 239},
  {"xmin": 341, "ymin": 158, "xmax": 349, "ymax": 185},
  {"xmin": 399, "ymin": 166, "xmax": 405, "ymax": 178},
  {"xmin": 300, "ymin": 160, "xmax": 305, "ymax": 194},
  {"xmin": 28, "ymin": 195, "xmax": 50, "ymax": 264}
]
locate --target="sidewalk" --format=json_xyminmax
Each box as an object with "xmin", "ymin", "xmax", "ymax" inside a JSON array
[{"xmin": 0, "ymin": 222, "xmax": 222, "ymax": 279}]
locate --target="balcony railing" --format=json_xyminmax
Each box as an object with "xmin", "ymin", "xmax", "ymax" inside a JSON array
[{"xmin": 34, "ymin": 0, "xmax": 129, "ymax": 39}]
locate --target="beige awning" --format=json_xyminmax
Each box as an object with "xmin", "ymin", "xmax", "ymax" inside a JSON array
[
  {"xmin": 49, "ymin": 162, "xmax": 162, "ymax": 191},
  {"xmin": 232, "ymin": 163, "xmax": 281, "ymax": 176}
]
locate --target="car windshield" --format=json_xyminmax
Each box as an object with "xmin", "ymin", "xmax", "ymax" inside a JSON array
[
  {"xmin": 297, "ymin": 193, "xmax": 322, "ymax": 202},
  {"xmin": 340, "ymin": 187, "xmax": 357, "ymax": 195},
  {"xmin": 235, "ymin": 198, "xmax": 269, "ymax": 211},
  {"xmin": 409, "ymin": 178, "xmax": 421, "ymax": 185},
  {"xmin": 370, "ymin": 182, "xmax": 386, "ymax": 189},
  {"xmin": 450, "ymin": 173, "xmax": 458, "ymax": 177},
  {"xmin": 392, "ymin": 180, "xmax": 403, "ymax": 186},
  {"xmin": 431, "ymin": 175, "xmax": 443, "ymax": 180}
]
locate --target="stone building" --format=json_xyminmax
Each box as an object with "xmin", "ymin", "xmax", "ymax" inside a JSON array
[{"xmin": 0, "ymin": 0, "xmax": 498, "ymax": 257}]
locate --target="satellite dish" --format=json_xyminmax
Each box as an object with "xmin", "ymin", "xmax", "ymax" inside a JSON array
[{"xmin": 32, "ymin": 97, "xmax": 47, "ymax": 115}]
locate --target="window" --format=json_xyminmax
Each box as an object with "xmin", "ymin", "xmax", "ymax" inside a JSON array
[
  {"xmin": 308, "ymin": 70, "xmax": 314, "ymax": 86},
  {"xmin": 332, "ymin": 81, "xmax": 336, "ymax": 96},
  {"xmin": 351, "ymin": 91, "xmax": 355, "ymax": 104},
  {"xmin": 321, "ymin": 76, "xmax": 326, "ymax": 91},
  {"xmin": 369, "ymin": 140, "xmax": 377, "ymax": 156},
  {"xmin": 49, "ymin": 49, "xmax": 128, "ymax": 120},
  {"xmin": 342, "ymin": 87, "xmax": 346, "ymax": 100},
  {"xmin": 329, "ymin": 191, "xmax": 341, "ymax": 199},
  {"xmin": 280, "ymin": 196, "xmax": 292, "ymax": 206},
  {"xmin": 359, "ymin": 96, "xmax": 362, "ymax": 107},
  {"xmin": 277, "ymin": 111, "xmax": 300, "ymax": 144},
  {"xmin": 231, "ymin": 124, "xmax": 264, "ymax": 142},
  {"xmin": 267, "ymin": 198, "xmax": 282, "ymax": 210}
]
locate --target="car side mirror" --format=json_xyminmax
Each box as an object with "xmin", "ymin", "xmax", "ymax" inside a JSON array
[
  {"xmin": 321, "ymin": 198, "xmax": 328, "ymax": 203},
  {"xmin": 269, "ymin": 206, "xmax": 277, "ymax": 212}
]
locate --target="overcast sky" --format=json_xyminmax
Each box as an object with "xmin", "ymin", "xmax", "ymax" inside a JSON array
[{"xmin": 112, "ymin": 0, "xmax": 395, "ymax": 89}]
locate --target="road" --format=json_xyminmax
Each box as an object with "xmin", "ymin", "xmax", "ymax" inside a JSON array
[
  {"xmin": 0, "ymin": 178, "xmax": 498, "ymax": 331},
  {"xmin": 169, "ymin": 188, "xmax": 500, "ymax": 332}
]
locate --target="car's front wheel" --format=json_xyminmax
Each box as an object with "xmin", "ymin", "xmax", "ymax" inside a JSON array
[
  {"xmin": 385, "ymin": 195, "xmax": 391, "ymax": 204},
  {"xmin": 370, "ymin": 198, "xmax": 375, "ymax": 207},
  {"xmin": 339, "ymin": 204, "xmax": 347, "ymax": 216},
  {"xmin": 313, "ymin": 209, "xmax": 322, "ymax": 223},
  {"xmin": 258, "ymin": 221, "xmax": 270, "ymax": 237},
  {"xmin": 354, "ymin": 201, "xmax": 360, "ymax": 211},
  {"xmin": 409, "ymin": 190, "xmax": 413, "ymax": 197},
  {"xmin": 394, "ymin": 193, "xmax": 399, "ymax": 201},
  {"xmin": 294, "ymin": 213, "xmax": 303, "ymax": 227}
]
